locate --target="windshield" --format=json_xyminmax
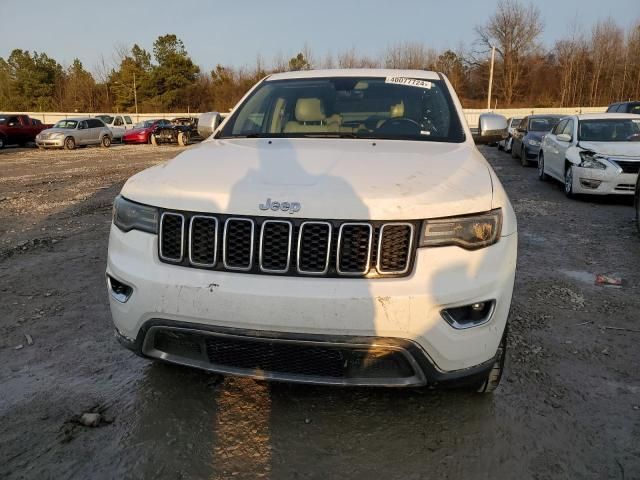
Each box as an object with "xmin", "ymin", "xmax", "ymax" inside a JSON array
[
  {"xmin": 96, "ymin": 115, "xmax": 113, "ymax": 124},
  {"xmin": 53, "ymin": 120, "xmax": 78, "ymax": 129},
  {"xmin": 529, "ymin": 117, "xmax": 561, "ymax": 132},
  {"xmin": 219, "ymin": 76, "xmax": 465, "ymax": 142},
  {"xmin": 136, "ymin": 119, "xmax": 159, "ymax": 128},
  {"xmin": 579, "ymin": 119, "xmax": 640, "ymax": 142}
]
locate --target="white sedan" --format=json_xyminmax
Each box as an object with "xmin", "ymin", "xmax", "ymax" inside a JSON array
[{"xmin": 538, "ymin": 113, "xmax": 640, "ymax": 197}]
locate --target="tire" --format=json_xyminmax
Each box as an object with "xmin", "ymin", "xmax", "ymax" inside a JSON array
[
  {"xmin": 564, "ymin": 164, "xmax": 575, "ymax": 198},
  {"xmin": 0, "ymin": 136, "xmax": 5, "ymax": 149},
  {"xmin": 511, "ymin": 141, "xmax": 519, "ymax": 159},
  {"xmin": 538, "ymin": 152, "xmax": 549, "ymax": 181},
  {"xmin": 150, "ymin": 134, "xmax": 158, "ymax": 147},
  {"xmin": 101, "ymin": 135, "xmax": 111, "ymax": 148},
  {"xmin": 497, "ymin": 142, "xmax": 504, "ymax": 151},
  {"xmin": 521, "ymin": 146, "xmax": 530, "ymax": 167},
  {"xmin": 64, "ymin": 136, "xmax": 76, "ymax": 150},
  {"xmin": 476, "ymin": 328, "xmax": 507, "ymax": 394},
  {"xmin": 505, "ymin": 137, "xmax": 513, "ymax": 153},
  {"xmin": 177, "ymin": 132, "xmax": 189, "ymax": 147}
]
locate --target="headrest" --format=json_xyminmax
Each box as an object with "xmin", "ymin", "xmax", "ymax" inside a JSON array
[
  {"xmin": 390, "ymin": 102, "xmax": 405, "ymax": 118},
  {"xmin": 295, "ymin": 98, "xmax": 326, "ymax": 122}
]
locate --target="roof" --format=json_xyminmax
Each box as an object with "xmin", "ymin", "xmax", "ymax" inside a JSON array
[
  {"xmin": 524, "ymin": 114, "xmax": 565, "ymax": 119},
  {"xmin": 267, "ymin": 68, "xmax": 441, "ymax": 81},
  {"xmin": 574, "ymin": 113, "xmax": 640, "ymax": 120}
]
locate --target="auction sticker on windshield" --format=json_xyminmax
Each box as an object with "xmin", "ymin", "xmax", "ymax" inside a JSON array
[{"xmin": 385, "ymin": 77, "xmax": 433, "ymax": 89}]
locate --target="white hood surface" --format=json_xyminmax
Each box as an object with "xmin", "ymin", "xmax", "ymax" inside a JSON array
[
  {"xmin": 580, "ymin": 141, "xmax": 640, "ymax": 158},
  {"xmin": 122, "ymin": 138, "xmax": 494, "ymax": 220}
]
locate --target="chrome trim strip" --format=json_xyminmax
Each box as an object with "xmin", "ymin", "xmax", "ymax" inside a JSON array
[
  {"xmin": 296, "ymin": 221, "xmax": 332, "ymax": 275},
  {"xmin": 336, "ymin": 223, "xmax": 373, "ymax": 276},
  {"xmin": 188, "ymin": 215, "xmax": 218, "ymax": 267},
  {"xmin": 441, "ymin": 300, "xmax": 497, "ymax": 330},
  {"xmin": 159, "ymin": 212, "xmax": 184, "ymax": 263},
  {"xmin": 222, "ymin": 217, "xmax": 254, "ymax": 271},
  {"xmin": 376, "ymin": 223, "xmax": 414, "ymax": 275},
  {"xmin": 259, "ymin": 220, "xmax": 293, "ymax": 273},
  {"xmin": 142, "ymin": 326, "xmax": 427, "ymax": 387}
]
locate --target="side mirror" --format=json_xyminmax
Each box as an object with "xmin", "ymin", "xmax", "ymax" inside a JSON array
[
  {"xmin": 474, "ymin": 113, "xmax": 508, "ymax": 145},
  {"xmin": 197, "ymin": 112, "xmax": 223, "ymax": 139},
  {"xmin": 556, "ymin": 133, "xmax": 572, "ymax": 143}
]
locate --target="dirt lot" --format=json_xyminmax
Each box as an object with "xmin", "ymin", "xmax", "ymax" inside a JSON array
[{"xmin": 1, "ymin": 143, "xmax": 639, "ymax": 480}]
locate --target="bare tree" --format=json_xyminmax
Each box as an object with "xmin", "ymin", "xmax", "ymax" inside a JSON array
[{"xmin": 475, "ymin": 0, "xmax": 543, "ymax": 105}]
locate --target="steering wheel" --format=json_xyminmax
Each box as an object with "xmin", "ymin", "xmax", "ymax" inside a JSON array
[{"xmin": 376, "ymin": 117, "xmax": 422, "ymax": 134}]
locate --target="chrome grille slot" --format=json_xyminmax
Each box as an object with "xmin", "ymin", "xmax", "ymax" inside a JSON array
[
  {"xmin": 337, "ymin": 223, "xmax": 373, "ymax": 275},
  {"xmin": 377, "ymin": 223, "xmax": 414, "ymax": 274},
  {"xmin": 159, "ymin": 213, "xmax": 184, "ymax": 262},
  {"xmin": 189, "ymin": 216, "xmax": 218, "ymax": 267},
  {"xmin": 159, "ymin": 212, "xmax": 416, "ymax": 278},
  {"xmin": 297, "ymin": 221, "xmax": 332, "ymax": 274},
  {"xmin": 259, "ymin": 220, "xmax": 292, "ymax": 273},
  {"xmin": 223, "ymin": 218, "xmax": 254, "ymax": 270}
]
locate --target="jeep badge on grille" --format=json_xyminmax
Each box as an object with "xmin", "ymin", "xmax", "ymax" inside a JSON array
[{"xmin": 259, "ymin": 198, "xmax": 301, "ymax": 214}]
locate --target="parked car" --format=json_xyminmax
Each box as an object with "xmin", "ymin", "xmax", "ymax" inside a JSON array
[
  {"xmin": 122, "ymin": 119, "xmax": 171, "ymax": 144},
  {"xmin": 107, "ymin": 69, "xmax": 516, "ymax": 393},
  {"xmin": 538, "ymin": 113, "xmax": 640, "ymax": 197},
  {"xmin": 0, "ymin": 114, "xmax": 52, "ymax": 148},
  {"xmin": 497, "ymin": 117, "xmax": 523, "ymax": 153},
  {"xmin": 607, "ymin": 101, "xmax": 640, "ymax": 115},
  {"xmin": 95, "ymin": 114, "xmax": 134, "ymax": 140},
  {"xmin": 36, "ymin": 117, "xmax": 112, "ymax": 149},
  {"xmin": 511, "ymin": 114, "xmax": 563, "ymax": 166},
  {"xmin": 150, "ymin": 119, "xmax": 192, "ymax": 146}
]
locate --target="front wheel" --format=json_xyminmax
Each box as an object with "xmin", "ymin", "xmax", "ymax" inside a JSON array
[
  {"xmin": 150, "ymin": 134, "xmax": 158, "ymax": 146},
  {"xmin": 521, "ymin": 146, "xmax": 530, "ymax": 167},
  {"xmin": 101, "ymin": 135, "xmax": 111, "ymax": 148},
  {"xmin": 64, "ymin": 136, "xmax": 76, "ymax": 150},
  {"xmin": 538, "ymin": 152, "xmax": 549, "ymax": 181},
  {"xmin": 476, "ymin": 329, "xmax": 507, "ymax": 394},
  {"xmin": 177, "ymin": 132, "xmax": 189, "ymax": 147},
  {"xmin": 564, "ymin": 164, "xmax": 575, "ymax": 198},
  {"xmin": 511, "ymin": 141, "xmax": 519, "ymax": 159}
]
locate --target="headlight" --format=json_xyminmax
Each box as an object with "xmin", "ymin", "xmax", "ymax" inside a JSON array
[
  {"xmin": 527, "ymin": 139, "xmax": 540, "ymax": 146},
  {"xmin": 579, "ymin": 151, "xmax": 607, "ymax": 170},
  {"xmin": 113, "ymin": 195, "xmax": 158, "ymax": 233},
  {"xmin": 420, "ymin": 209, "xmax": 502, "ymax": 250}
]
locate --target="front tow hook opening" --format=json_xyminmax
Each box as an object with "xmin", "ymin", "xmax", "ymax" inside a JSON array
[
  {"xmin": 441, "ymin": 300, "xmax": 496, "ymax": 329},
  {"xmin": 107, "ymin": 275, "xmax": 133, "ymax": 303}
]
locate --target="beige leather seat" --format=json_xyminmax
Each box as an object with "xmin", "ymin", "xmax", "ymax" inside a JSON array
[
  {"xmin": 377, "ymin": 101, "xmax": 405, "ymax": 128},
  {"xmin": 284, "ymin": 98, "xmax": 340, "ymax": 133}
]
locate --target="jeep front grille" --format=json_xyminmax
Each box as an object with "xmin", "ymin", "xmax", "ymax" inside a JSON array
[{"xmin": 158, "ymin": 212, "xmax": 417, "ymax": 278}]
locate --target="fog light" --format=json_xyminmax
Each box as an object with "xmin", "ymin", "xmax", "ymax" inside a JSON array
[
  {"xmin": 441, "ymin": 300, "xmax": 496, "ymax": 329},
  {"xmin": 107, "ymin": 275, "xmax": 133, "ymax": 303},
  {"xmin": 579, "ymin": 178, "xmax": 602, "ymax": 189}
]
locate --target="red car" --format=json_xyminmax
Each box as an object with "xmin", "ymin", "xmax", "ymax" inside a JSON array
[{"xmin": 122, "ymin": 119, "xmax": 171, "ymax": 144}]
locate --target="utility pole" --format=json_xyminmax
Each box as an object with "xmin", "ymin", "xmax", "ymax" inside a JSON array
[
  {"xmin": 487, "ymin": 45, "xmax": 496, "ymax": 111},
  {"xmin": 133, "ymin": 73, "xmax": 138, "ymax": 119}
]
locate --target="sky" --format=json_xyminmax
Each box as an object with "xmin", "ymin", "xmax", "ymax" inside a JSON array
[{"xmin": 2, "ymin": 0, "xmax": 639, "ymax": 74}]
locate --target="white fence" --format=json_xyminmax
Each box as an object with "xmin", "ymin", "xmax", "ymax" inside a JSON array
[{"xmin": 5, "ymin": 107, "xmax": 609, "ymax": 128}]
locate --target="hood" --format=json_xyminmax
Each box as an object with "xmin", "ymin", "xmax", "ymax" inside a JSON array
[
  {"xmin": 579, "ymin": 141, "xmax": 640, "ymax": 158},
  {"xmin": 526, "ymin": 131, "xmax": 546, "ymax": 141},
  {"xmin": 39, "ymin": 127, "xmax": 76, "ymax": 135},
  {"xmin": 125, "ymin": 127, "xmax": 150, "ymax": 135},
  {"xmin": 121, "ymin": 138, "xmax": 493, "ymax": 220}
]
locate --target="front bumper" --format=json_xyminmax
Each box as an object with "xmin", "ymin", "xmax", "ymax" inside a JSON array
[
  {"xmin": 123, "ymin": 133, "xmax": 148, "ymax": 144},
  {"xmin": 107, "ymin": 225, "xmax": 517, "ymax": 383},
  {"xmin": 36, "ymin": 138, "xmax": 64, "ymax": 147},
  {"xmin": 523, "ymin": 144, "xmax": 540, "ymax": 160},
  {"xmin": 572, "ymin": 167, "xmax": 638, "ymax": 195}
]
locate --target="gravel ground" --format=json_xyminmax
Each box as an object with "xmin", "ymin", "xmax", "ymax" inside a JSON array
[{"xmin": 0, "ymin": 143, "xmax": 639, "ymax": 480}]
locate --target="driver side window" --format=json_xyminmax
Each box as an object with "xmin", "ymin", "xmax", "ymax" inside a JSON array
[{"xmin": 552, "ymin": 120, "xmax": 567, "ymax": 135}]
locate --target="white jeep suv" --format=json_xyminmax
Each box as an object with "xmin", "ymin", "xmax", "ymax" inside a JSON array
[{"xmin": 107, "ymin": 69, "xmax": 517, "ymax": 392}]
